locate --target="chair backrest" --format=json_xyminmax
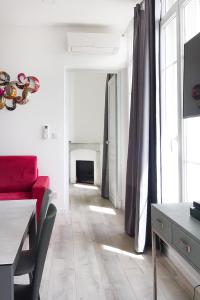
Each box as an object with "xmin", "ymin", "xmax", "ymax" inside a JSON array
[
  {"xmin": 31, "ymin": 203, "xmax": 57, "ymax": 300},
  {"xmin": 36, "ymin": 189, "xmax": 52, "ymax": 247},
  {"xmin": 0, "ymin": 156, "xmax": 38, "ymax": 192}
]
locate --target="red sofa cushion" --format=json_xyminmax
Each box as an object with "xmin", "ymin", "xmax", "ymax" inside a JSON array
[
  {"xmin": 32, "ymin": 176, "xmax": 50, "ymax": 220},
  {"xmin": 0, "ymin": 192, "xmax": 32, "ymax": 201},
  {"xmin": 0, "ymin": 156, "xmax": 38, "ymax": 192}
]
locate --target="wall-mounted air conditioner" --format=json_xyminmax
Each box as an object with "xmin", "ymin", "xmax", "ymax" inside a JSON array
[{"xmin": 66, "ymin": 32, "xmax": 120, "ymax": 55}]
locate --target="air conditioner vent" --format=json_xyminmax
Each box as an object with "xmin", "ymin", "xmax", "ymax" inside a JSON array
[{"xmin": 67, "ymin": 32, "xmax": 120, "ymax": 55}]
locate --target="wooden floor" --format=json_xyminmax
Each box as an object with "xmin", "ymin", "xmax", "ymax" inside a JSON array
[{"xmin": 17, "ymin": 184, "xmax": 193, "ymax": 299}]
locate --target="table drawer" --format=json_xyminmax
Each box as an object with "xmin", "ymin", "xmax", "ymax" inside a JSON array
[
  {"xmin": 152, "ymin": 208, "xmax": 172, "ymax": 243},
  {"xmin": 172, "ymin": 224, "xmax": 200, "ymax": 270}
]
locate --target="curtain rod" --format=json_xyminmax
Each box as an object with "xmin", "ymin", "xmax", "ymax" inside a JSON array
[{"xmin": 122, "ymin": 0, "xmax": 145, "ymax": 36}]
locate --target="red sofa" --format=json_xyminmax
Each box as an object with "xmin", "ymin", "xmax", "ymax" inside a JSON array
[{"xmin": 0, "ymin": 156, "xmax": 49, "ymax": 220}]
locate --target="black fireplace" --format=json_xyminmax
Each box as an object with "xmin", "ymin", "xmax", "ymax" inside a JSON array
[{"xmin": 76, "ymin": 160, "xmax": 94, "ymax": 184}]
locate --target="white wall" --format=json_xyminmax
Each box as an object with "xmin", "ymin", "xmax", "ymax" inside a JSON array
[
  {"xmin": 0, "ymin": 25, "xmax": 127, "ymax": 209},
  {"xmin": 0, "ymin": 26, "xmax": 67, "ymax": 209},
  {"xmin": 69, "ymin": 71, "xmax": 106, "ymax": 143}
]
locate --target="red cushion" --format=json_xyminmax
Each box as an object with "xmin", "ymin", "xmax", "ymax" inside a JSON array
[
  {"xmin": 0, "ymin": 192, "xmax": 32, "ymax": 200},
  {"xmin": 0, "ymin": 156, "xmax": 38, "ymax": 192},
  {"xmin": 32, "ymin": 176, "xmax": 50, "ymax": 220}
]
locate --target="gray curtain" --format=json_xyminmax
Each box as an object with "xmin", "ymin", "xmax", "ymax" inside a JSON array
[
  {"xmin": 101, "ymin": 74, "xmax": 113, "ymax": 199},
  {"xmin": 125, "ymin": 0, "xmax": 161, "ymax": 253}
]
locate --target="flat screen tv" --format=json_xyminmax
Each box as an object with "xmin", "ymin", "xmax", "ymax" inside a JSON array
[{"xmin": 183, "ymin": 32, "xmax": 200, "ymax": 118}]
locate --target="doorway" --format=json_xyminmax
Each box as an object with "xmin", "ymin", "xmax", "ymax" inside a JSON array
[
  {"xmin": 67, "ymin": 70, "xmax": 107, "ymax": 189},
  {"xmin": 101, "ymin": 74, "xmax": 118, "ymax": 207},
  {"xmin": 65, "ymin": 69, "xmax": 121, "ymax": 208}
]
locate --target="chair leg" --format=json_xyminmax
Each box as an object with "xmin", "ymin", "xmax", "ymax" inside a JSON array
[{"xmin": 29, "ymin": 272, "xmax": 33, "ymax": 283}]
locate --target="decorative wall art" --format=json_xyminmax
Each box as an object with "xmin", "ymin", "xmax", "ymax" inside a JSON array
[{"xmin": 0, "ymin": 71, "xmax": 40, "ymax": 111}]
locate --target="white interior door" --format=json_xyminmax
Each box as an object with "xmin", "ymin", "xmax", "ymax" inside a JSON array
[{"xmin": 108, "ymin": 75, "xmax": 118, "ymax": 207}]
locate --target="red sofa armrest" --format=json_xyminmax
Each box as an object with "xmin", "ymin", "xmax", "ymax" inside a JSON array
[{"xmin": 32, "ymin": 176, "xmax": 50, "ymax": 221}]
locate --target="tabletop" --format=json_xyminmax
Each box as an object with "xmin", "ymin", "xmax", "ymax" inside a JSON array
[
  {"xmin": 0, "ymin": 200, "xmax": 36, "ymax": 265},
  {"xmin": 152, "ymin": 202, "xmax": 200, "ymax": 242}
]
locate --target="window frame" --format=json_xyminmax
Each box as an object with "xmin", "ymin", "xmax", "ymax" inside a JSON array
[{"xmin": 160, "ymin": 0, "xmax": 191, "ymax": 203}]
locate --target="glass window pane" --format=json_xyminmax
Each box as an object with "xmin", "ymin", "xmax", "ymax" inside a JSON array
[
  {"xmin": 165, "ymin": 65, "xmax": 178, "ymax": 137},
  {"xmin": 161, "ymin": 14, "xmax": 179, "ymax": 203},
  {"xmin": 184, "ymin": 118, "xmax": 200, "ymax": 202},
  {"xmin": 183, "ymin": 0, "xmax": 200, "ymax": 202},
  {"xmin": 162, "ymin": 64, "xmax": 179, "ymax": 203},
  {"xmin": 183, "ymin": 0, "xmax": 200, "ymax": 43},
  {"xmin": 166, "ymin": 0, "xmax": 176, "ymax": 12},
  {"xmin": 165, "ymin": 17, "xmax": 177, "ymax": 66}
]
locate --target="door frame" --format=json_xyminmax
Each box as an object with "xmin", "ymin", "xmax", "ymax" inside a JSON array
[{"xmin": 108, "ymin": 74, "xmax": 118, "ymax": 208}]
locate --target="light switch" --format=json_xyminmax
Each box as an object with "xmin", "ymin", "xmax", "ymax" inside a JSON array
[{"xmin": 42, "ymin": 125, "xmax": 49, "ymax": 139}]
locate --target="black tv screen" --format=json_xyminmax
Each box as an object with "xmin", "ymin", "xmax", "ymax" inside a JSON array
[{"xmin": 183, "ymin": 32, "xmax": 200, "ymax": 118}]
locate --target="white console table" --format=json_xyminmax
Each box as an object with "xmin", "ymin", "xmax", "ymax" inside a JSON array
[{"xmin": 151, "ymin": 203, "xmax": 200, "ymax": 300}]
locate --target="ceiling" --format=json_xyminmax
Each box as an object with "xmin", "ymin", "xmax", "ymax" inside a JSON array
[{"xmin": 1, "ymin": 0, "xmax": 136, "ymax": 32}]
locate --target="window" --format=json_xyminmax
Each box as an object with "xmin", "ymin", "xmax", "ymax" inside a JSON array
[
  {"xmin": 161, "ymin": 15, "xmax": 179, "ymax": 203},
  {"xmin": 166, "ymin": 0, "xmax": 177, "ymax": 11},
  {"xmin": 182, "ymin": 0, "xmax": 200, "ymax": 202},
  {"xmin": 162, "ymin": 0, "xmax": 176, "ymax": 15},
  {"xmin": 161, "ymin": 0, "xmax": 200, "ymax": 203},
  {"xmin": 183, "ymin": 0, "xmax": 200, "ymax": 44}
]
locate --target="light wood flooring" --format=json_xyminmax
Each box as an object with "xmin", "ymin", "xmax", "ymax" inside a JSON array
[{"xmin": 16, "ymin": 184, "xmax": 193, "ymax": 299}]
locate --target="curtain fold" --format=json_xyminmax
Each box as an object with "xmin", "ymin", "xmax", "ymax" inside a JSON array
[
  {"xmin": 125, "ymin": 0, "xmax": 161, "ymax": 253},
  {"xmin": 145, "ymin": 0, "xmax": 162, "ymax": 247},
  {"xmin": 101, "ymin": 74, "xmax": 113, "ymax": 199}
]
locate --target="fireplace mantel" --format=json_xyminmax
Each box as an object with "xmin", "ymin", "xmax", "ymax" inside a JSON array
[
  {"xmin": 69, "ymin": 142, "xmax": 103, "ymax": 186},
  {"xmin": 69, "ymin": 142, "xmax": 101, "ymax": 152}
]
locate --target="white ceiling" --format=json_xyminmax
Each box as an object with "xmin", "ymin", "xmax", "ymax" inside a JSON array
[{"xmin": 1, "ymin": 0, "xmax": 136, "ymax": 32}]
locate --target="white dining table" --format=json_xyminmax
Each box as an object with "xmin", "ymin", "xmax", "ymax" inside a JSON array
[{"xmin": 0, "ymin": 200, "xmax": 36, "ymax": 300}]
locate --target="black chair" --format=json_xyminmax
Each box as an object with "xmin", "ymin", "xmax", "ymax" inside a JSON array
[
  {"xmin": 15, "ymin": 189, "xmax": 52, "ymax": 277},
  {"xmin": 14, "ymin": 203, "xmax": 57, "ymax": 300}
]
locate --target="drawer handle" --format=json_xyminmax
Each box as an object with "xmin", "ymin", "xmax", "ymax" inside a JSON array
[
  {"xmin": 156, "ymin": 219, "xmax": 164, "ymax": 229},
  {"xmin": 179, "ymin": 239, "xmax": 191, "ymax": 253}
]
